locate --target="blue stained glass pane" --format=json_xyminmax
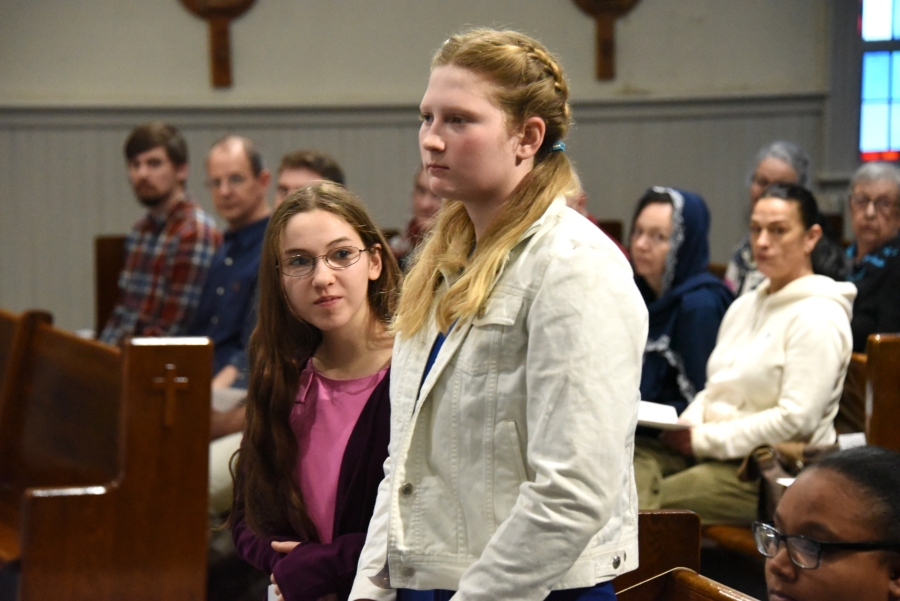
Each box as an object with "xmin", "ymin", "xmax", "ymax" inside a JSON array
[
  {"xmin": 863, "ymin": 52, "xmax": 892, "ymax": 100},
  {"xmin": 894, "ymin": 0, "xmax": 900, "ymax": 39},
  {"xmin": 892, "ymin": 52, "xmax": 900, "ymax": 98},
  {"xmin": 861, "ymin": 102, "xmax": 890, "ymax": 151},
  {"xmin": 890, "ymin": 104, "xmax": 900, "ymax": 149},
  {"xmin": 864, "ymin": 0, "xmax": 893, "ymax": 40}
]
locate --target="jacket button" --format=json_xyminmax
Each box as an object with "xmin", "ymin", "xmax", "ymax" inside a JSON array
[
  {"xmin": 612, "ymin": 555, "xmax": 621, "ymax": 569},
  {"xmin": 400, "ymin": 482, "xmax": 414, "ymax": 495}
]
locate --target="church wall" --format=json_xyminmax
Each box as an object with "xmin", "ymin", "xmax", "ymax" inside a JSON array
[{"xmin": 0, "ymin": 1, "xmax": 830, "ymax": 330}]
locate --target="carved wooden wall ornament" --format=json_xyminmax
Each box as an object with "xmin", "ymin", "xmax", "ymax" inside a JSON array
[
  {"xmin": 179, "ymin": 0, "xmax": 257, "ymax": 88},
  {"xmin": 572, "ymin": 0, "xmax": 640, "ymax": 80}
]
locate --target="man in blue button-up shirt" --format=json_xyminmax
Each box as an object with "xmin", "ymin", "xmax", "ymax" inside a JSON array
[{"xmin": 188, "ymin": 137, "xmax": 271, "ymax": 519}]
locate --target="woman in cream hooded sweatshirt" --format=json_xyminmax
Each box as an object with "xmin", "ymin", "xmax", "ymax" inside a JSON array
[{"xmin": 638, "ymin": 183, "xmax": 856, "ymax": 525}]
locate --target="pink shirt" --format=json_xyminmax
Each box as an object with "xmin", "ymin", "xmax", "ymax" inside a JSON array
[{"xmin": 290, "ymin": 360, "xmax": 388, "ymax": 543}]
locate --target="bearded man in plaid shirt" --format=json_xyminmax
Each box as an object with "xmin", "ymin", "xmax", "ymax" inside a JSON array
[{"xmin": 99, "ymin": 122, "xmax": 221, "ymax": 345}]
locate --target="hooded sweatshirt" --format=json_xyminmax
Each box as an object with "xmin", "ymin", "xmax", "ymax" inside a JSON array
[
  {"xmin": 635, "ymin": 188, "xmax": 734, "ymax": 415},
  {"xmin": 680, "ymin": 274, "xmax": 856, "ymax": 460}
]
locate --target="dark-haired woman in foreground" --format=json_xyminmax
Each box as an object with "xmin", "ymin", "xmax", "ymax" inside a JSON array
[
  {"xmin": 756, "ymin": 446, "xmax": 900, "ymax": 601},
  {"xmin": 636, "ymin": 184, "xmax": 855, "ymax": 524}
]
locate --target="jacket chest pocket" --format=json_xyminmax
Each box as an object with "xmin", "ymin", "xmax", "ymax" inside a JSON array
[{"xmin": 455, "ymin": 292, "xmax": 525, "ymax": 377}]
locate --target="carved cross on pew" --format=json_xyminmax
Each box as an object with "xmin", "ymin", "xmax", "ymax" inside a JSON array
[
  {"xmin": 572, "ymin": 0, "xmax": 641, "ymax": 80},
  {"xmin": 152, "ymin": 364, "xmax": 190, "ymax": 427},
  {"xmin": 179, "ymin": 0, "xmax": 257, "ymax": 88}
]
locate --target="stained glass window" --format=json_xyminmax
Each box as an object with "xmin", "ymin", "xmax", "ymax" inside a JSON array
[{"xmin": 859, "ymin": 0, "xmax": 900, "ymax": 160}]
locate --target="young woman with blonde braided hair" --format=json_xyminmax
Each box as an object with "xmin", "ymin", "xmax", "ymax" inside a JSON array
[{"xmin": 350, "ymin": 29, "xmax": 648, "ymax": 601}]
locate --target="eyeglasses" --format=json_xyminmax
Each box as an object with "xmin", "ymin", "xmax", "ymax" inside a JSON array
[
  {"xmin": 848, "ymin": 194, "xmax": 899, "ymax": 215},
  {"xmin": 279, "ymin": 246, "xmax": 369, "ymax": 278},
  {"xmin": 205, "ymin": 174, "xmax": 248, "ymax": 190},
  {"xmin": 752, "ymin": 522, "xmax": 900, "ymax": 569}
]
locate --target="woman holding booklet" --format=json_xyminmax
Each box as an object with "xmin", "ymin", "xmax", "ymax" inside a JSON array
[
  {"xmin": 629, "ymin": 187, "xmax": 733, "ymax": 505},
  {"xmin": 634, "ymin": 184, "xmax": 855, "ymax": 525}
]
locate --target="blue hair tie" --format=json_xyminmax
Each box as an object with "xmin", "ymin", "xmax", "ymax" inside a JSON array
[{"xmin": 550, "ymin": 141, "xmax": 566, "ymax": 153}]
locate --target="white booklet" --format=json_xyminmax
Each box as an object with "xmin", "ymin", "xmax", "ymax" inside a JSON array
[{"xmin": 637, "ymin": 401, "xmax": 689, "ymax": 430}]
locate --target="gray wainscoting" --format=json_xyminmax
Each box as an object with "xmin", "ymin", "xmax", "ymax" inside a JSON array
[{"xmin": 0, "ymin": 94, "xmax": 824, "ymax": 331}]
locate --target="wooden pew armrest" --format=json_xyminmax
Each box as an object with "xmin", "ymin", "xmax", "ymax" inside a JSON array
[{"xmin": 618, "ymin": 567, "xmax": 758, "ymax": 601}]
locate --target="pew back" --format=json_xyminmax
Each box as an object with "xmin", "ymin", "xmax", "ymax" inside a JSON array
[
  {"xmin": 16, "ymin": 337, "xmax": 213, "ymax": 600},
  {"xmin": 866, "ymin": 333, "xmax": 900, "ymax": 453},
  {"xmin": 0, "ymin": 322, "xmax": 120, "ymax": 490},
  {"xmin": 614, "ymin": 510, "xmax": 701, "ymax": 593},
  {"xmin": 0, "ymin": 309, "xmax": 17, "ymax": 388},
  {"xmin": 0, "ymin": 310, "xmax": 213, "ymax": 599},
  {"xmin": 94, "ymin": 234, "xmax": 127, "ymax": 334},
  {"xmin": 834, "ymin": 352, "xmax": 867, "ymax": 434}
]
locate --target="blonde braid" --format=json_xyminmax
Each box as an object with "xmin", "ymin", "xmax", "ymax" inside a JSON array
[{"xmin": 395, "ymin": 29, "xmax": 575, "ymax": 336}]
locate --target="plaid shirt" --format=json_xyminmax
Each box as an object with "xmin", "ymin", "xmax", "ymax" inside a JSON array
[{"xmin": 99, "ymin": 198, "xmax": 222, "ymax": 345}]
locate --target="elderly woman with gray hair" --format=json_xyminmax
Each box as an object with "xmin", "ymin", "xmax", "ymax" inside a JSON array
[
  {"xmin": 725, "ymin": 141, "xmax": 811, "ymax": 295},
  {"xmin": 846, "ymin": 162, "xmax": 900, "ymax": 352}
]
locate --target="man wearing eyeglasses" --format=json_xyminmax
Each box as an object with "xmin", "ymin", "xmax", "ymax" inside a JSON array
[
  {"xmin": 186, "ymin": 136, "xmax": 271, "ymax": 524},
  {"xmin": 99, "ymin": 122, "xmax": 222, "ymax": 345},
  {"xmin": 187, "ymin": 135, "xmax": 271, "ymax": 393},
  {"xmin": 846, "ymin": 162, "xmax": 900, "ymax": 353}
]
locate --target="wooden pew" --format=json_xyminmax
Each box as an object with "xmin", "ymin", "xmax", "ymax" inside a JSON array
[
  {"xmin": 615, "ymin": 511, "xmax": 754, "ymax": 600},
  {"xmin": 0, "ymin": 309, "xmax": 27, "ymax": 395},
  {"xmin": 865, "ymin": 333, "xmax": 900, "ymax": 453},
  {"xmin": 613, "ymin": 510, "xmax": 700, "ymax": 593},
  {"xmin": 834, "ymin": 352, "xmax": 867, "ymax": 434},
  {"xmin": 597, "ymin": 219, "xmax": 624, "ymax": 244},
  {"xmin": 707, "ymin": 263, "xmax": 727, "ymax": 281},
  {"xmin": 0, "ymin": 315, "xmax": 212, "ymax": 600},
  {"xmin": 94, "ymin": 234, "xmax": 127, "ymax": 334},
  {"xmin": 0, "ymin": 309, "xmax": 16, "ymax": 366},
  {"xmin": 618, "ymin": 567, "xmax": 758, "ymax": 601}
]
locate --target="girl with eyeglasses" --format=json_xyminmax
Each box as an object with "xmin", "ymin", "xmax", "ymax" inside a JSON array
[
  {"xmin": 228, "ymin": 182, "xmax": 401, "ymax": 601},
  {"xmin": 758, "ymin": 446, "xmax": 900, "ymax": 601},
  {"xmin": 350, "ymin": 29, "xmax": 647, "ymax": 601}
]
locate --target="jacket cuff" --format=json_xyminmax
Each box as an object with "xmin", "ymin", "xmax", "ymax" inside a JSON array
[
  {"xmin": 690, "ymin": 424, "xmax": 714, "ymax": 458},
  {"xmin": 348, "ymin": 572, "xmax": 396, "ymax": 601}
]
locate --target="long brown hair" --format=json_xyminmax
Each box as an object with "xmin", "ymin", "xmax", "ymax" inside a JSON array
[
  {"xmin": 394, "ymin": 28, "xmax": 576, "ymax": 336},
  {"xmin": 230, "ymin": 182, "xmax": 400, "ymax": 539}
]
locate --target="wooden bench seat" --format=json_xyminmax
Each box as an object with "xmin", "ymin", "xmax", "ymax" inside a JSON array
[{"xmin": 0, "ymin": 309, "xmax": 213, "ymax": 599}]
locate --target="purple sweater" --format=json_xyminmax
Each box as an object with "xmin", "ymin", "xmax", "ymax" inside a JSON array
[{"xmin": 231, "ymin": 370, "xmax": 391, "ymax": 601}]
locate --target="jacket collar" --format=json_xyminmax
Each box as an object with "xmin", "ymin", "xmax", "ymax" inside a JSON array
[{"xmin": 416, "ymin": 196, "xmax": 565, "ymax": 405}]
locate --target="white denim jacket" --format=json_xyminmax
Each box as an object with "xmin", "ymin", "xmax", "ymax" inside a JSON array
[{"xmin": 350, "ymin": 199, "xmax": 648, "ymax": 601}]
